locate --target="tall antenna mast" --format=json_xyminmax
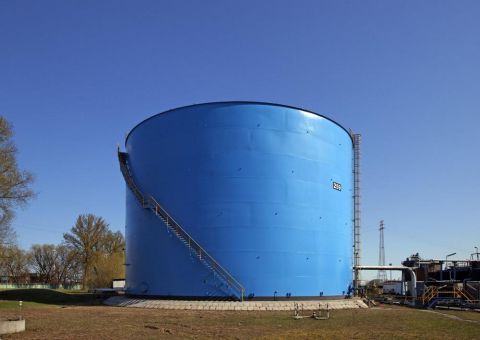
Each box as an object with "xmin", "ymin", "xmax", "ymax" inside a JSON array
[
  {"xmin": 377, "ymin": 220, "xmax": 387, "ymax": 283},
  {"xmin": 353, "ymin": 134, "xmax": 362, "ymax": 290}
]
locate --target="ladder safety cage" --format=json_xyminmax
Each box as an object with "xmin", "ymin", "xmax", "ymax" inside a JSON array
[{"xmin": 353, "ymin": 134, "xmax": 362, "ymax": 291}]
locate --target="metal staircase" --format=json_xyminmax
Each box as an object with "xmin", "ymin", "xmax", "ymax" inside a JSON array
[
  {"xmin": 118, "ymin": 146, "xmax": 245, "ymax": 301},
  {"xmin": 419, "ymin": 285, "xmax": 476, "ymax": 308}
]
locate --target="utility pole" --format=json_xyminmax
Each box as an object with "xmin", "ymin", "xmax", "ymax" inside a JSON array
[
  {"xmin": 53, "ymin": 248, "xmax": 56, "ymax": 284},
  {"xmin": 377, "ymin": 220, "xmax": 387, "ymax": 283}
]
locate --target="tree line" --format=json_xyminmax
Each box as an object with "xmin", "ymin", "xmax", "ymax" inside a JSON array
[
  {"xmin": 0, "ymin": 214, "xmax": 125, "ymax": 289},
  {"xmin": 0, "ymin": 115, "xmax": 125, "ymax": 289}
]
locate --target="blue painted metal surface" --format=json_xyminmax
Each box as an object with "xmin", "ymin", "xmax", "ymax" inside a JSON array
[
  {"xmin": 124, "ymin": 102, "xmax": 354, "ymax": 298},
  {"xmin": 427, "ymin": 298, "xmax": 467, "ymax": 309}
]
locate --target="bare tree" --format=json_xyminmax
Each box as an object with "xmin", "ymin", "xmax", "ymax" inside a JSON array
[
  {"xmin": 0, "ymin": 211, "xmax": 16, "ymax": 246},
  {"xmin": 0, "ymin": 116, "xmax": 36, "ymax": 240},
  {"xmin": 30, "ymin": 244, "xmax": 56, "ymax": 283},
  {"xmin": 63, "ymin": 214, "xmax": 111, "ymax": 289},
  {"xmin": 103, "ymin": 230, "xmax": 125, "ymax": 255},
  {"xmin": 0, "ymin": 245, "xmax": 32, "ymax": 283},
  {"xmin": 55, "ymin": 244, "xmax": 81, "ymax": 284}
]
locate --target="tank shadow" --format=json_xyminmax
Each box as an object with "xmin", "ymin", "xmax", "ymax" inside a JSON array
[{"xmin": 0, "ymin": 289, "xmax": 96, "ymax": 306}]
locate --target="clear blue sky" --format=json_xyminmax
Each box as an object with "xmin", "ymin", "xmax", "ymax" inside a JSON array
[{"xmin": 1, "ymin": 1, "xmax": 479, "ymax": 279}]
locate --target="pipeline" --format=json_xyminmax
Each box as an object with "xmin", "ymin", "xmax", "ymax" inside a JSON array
[{"xmin": 354, "ymin": 266, "xmax": 417, "ymax": 297}]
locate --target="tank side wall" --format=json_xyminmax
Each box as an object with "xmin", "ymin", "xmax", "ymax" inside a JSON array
[{"xmin": 125, "ymin": 103, "xmax": 353, "ymax": 297}]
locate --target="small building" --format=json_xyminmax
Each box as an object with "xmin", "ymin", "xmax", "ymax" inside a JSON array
[
  {"xmin": 382, "ymin": 281, "xmax": 406, "ymax": 295},
  {"xmin": 112, "ymin": 279, "xmax": 125, "ymax": 289}
]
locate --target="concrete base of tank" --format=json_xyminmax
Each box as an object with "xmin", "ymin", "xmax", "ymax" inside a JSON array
[
  {"xmin": 0, "ymin": 318, "xmax": 26, "ymax": 335},
  {"xmin": 125, "ymin": 294, "xmax": 348, "ymax": 301},
  {"xmin": 104, "ymin": 296, "xmax": 367, "ymax": 310}
]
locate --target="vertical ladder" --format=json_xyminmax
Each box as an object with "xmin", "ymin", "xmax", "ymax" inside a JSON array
[{"xmin": 353, "ymin": 134, "xmax": 362, "ymax": 291}]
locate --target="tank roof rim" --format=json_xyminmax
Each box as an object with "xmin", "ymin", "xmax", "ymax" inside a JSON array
[{"xmin": 124, "ymin": 101, "xmax": 354, "ymax": 146}]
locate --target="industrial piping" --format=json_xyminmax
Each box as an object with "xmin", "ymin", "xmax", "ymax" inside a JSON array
[{"xmin": 354, "ymin": 266, "xmax": 417, "ymax": 297}]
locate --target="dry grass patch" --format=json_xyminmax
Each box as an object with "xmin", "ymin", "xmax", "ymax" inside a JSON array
[{"xmin": 0, "ymin": 290, "xmax": 479, "ymax": 339}]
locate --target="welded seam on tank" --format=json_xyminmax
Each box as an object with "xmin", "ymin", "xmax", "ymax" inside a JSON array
[
  {"xmin": 150, "ymin": 152, "xmax": 352, "ymax": 183},
  {"xmin": 127, "ymin": 200, "xmax": 352, "ymax": 277},
  {"xmin": 126, "ymin": 167, "xmax": 353, "ymax": 216},
  {"xmin": 146, "ymin": 192, "xmax": 352, "ymax": 216},
  {"xmin": 193, "ymin": 223, "xmax": 352, "ymax": 232},
  {"xmin": 135, "ymin": 128, "xmax": 351, "ymax": 159},
  {"xmin": 138, "ymin": 152, "xmax": 350, "ymax": 171},
  {"xmin": 135, "ymin": 190, "xmax": 352, "ymax": 216},
  {"xmin": 206, "ymin": 250, "xmax": 352, "ymax": 260},
  {"xmin": 172, "ymin": 207, "xmax": 351, "ymax": 230},
  {"xmin": 192, "ymin": 243, "xmax": 352, "ymax": 255},
  {"xmin": 128, "ymin": 198, "xmax": 351, "ymax": 246},
  {"xmin": 126, "ymin": 224, "xmax": 351, "ymax": 255}
]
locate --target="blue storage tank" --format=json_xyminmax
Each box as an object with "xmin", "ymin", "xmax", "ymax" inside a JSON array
[{"xmin": 123, "ymin": 102, "xmax": 353, "ymax": 299}]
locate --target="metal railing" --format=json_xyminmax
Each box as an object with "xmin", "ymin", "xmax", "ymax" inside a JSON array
[
  {"xmin": 117, "ymin": 146, "xmax": 245, "ymax": 301},
  {"xmin": 420, "ymin": 286, "xmax": 436, "ymax": 305},
  {"xmin": 420, "ymin": 285, "xmax": 477, "ymax": 305},
  {"xmin": 118, "ymin": 150, "xmax": 148, "ymax": 208},
  {"xmin": 457, "ymin": 286, "xmax": 476, "ymax": 301}
]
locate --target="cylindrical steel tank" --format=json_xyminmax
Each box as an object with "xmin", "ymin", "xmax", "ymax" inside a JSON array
[{"xmin": 124, "ymin": 102, "xmax": 353, "ymax": 299}]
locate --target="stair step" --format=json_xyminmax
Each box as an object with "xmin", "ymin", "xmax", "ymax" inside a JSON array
[{"xmin": 119, "ymin": 152, "xmax": 243, "ymax": 298}]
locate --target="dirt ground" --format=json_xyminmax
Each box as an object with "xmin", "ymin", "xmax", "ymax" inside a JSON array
[
  {"xmin": 1, "ymin": 305, "xmax": 480, "ymax": 339},
  {"xmin": 0, "ymin": 290, "xmax": 479, "ymax": 339}
]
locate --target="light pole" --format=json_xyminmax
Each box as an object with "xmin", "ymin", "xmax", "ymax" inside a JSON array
[
  {"xmin": 446, "ymin": 252, "xmax": 456, "ymax": 263},
  {"xmin": 389, "ymin": 263, "xmax": 392, "ymax": 281},
  {"xmin": 441, "ymin": 253, "xmax": 456, "ymax": 282},
  {"xmin": 445, "ymin": 252, "xmax": 456, "ymax": 276},
  {"xmin": 53, "ymin": 249, "xmax": 56, "ymax": 285}
]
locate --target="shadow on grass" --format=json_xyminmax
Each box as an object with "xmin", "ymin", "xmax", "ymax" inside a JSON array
[{"xmin": 0, "ymin": 289, "xmax": 96, "ymax": 306}]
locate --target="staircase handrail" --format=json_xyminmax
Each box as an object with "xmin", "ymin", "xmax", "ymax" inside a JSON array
[
  {"xmin": 456, "ymin": 286, "xmax": 475, "ymax": 302},
  {"xmin": 118, "ymin": 148, "xmax": 147, "ymax": 207},
  {"xmin": 147, "ymin": 195, "xmax": 245, "ymax": 298},
  {"xmin": 117, "ymin": 146, "xmax": 245, "ymax": 301},
  {"xmin": 421, "ymin": 286, "xmax": 437, "ymax": 305}
]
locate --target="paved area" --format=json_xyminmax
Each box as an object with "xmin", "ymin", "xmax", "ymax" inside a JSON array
[{"xmin": 104, "ymin": 296, "xmax": 368, "ymax": 311}]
